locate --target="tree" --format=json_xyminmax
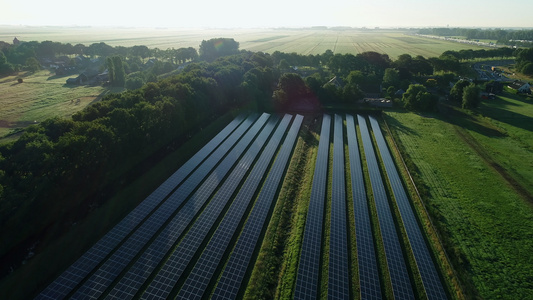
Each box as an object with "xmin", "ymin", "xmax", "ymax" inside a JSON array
[
  {"xmin": 402, "ymin": 84, "xmax": 437, "ymax": 111},
  {"xmin": 131, "ymin": 45, "xmax": 151, "ymax": 62},
  {"xmin": 0, "ymin": 50, "xmax": 14, "ymax": 76},
  {"xmin": 383, "ymin": 68, "xmax": 400, "ymax": 88},
  {"xmin": 462, "ymin": 84, "xmax": 481, "ymax": 109},
  {"xmin": 273, "ymin": 73, "xmax": 310, "ymax": 109},
  {"xmin": 449, "ymin": 79, "xmax": 472, "ymax": 103},
  {"xmin": 125, "ymin": 72, "xmax": 145, "ymax": 90},
  {"xmin": 521, "ymin": 63, "xmax": 533, "ymax": 76},
  {"xmin": 25, "ymin": 57, "xmax": 41, "ymax": 72},
  {"xmin": 111, "ymin": 56, "xmax": 125, "ymax": 87},
  {"xmin": 199, "ymin": 38, "xmax": 239, "ymax": 62},
  {"xmin": 343, "ymin": 81, "xmax": 364, "ymax": 103}
]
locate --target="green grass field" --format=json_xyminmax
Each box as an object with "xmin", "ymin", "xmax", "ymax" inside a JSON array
[
  {"xmin": 1, "ymin": 26, "xmax": 485, "ymax": 58},
  {"xmin": 384, "ymin": 109, "xmax": 533, "ymax": 299},
  {"xmin": 0, "ymin": 70, "xmax": 121, "ymax": 142}
]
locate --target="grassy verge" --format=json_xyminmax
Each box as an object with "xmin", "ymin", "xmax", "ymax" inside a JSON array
[
  {"xmin": 344, "ymin": 124, "xmax": 360, "ymax": 298},
  {"xmin": 319, "ymin": 141, "xmax": 334, "ymax": 298},
  {"xmin": 383, "ymin": 110, "xmax": 533, "ymax": 299},
  {"xmin": 0, "ymin": 110, "xmax": 238, "ymax": 300}
]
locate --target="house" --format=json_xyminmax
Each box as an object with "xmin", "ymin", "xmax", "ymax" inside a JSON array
[
  {"xmin": 508, "ymin": 81, "xmax": 532, "ymax": 94},
  {"xmin": 66, "ymin": 69, "xmax": 102, "ymax": 85},
  {"xmin": 66, "ymin": 77, "xmax": 79, "ymax": 85},
  {"xmin": 485, "ymin": 81, "xmax": 503, "ymax": 94},
  {"xmin": 324, "ymin": 76, "xmax": 343, "ymax": 88},
  {"xmin": 78, "ymin": 70, "xmax": 100, "ymax": 84},
  {"xmin": 394, "ymin": 89, "xmax": 405, "ymax": 97}
]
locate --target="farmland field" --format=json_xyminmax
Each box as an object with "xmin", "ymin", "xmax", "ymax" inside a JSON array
[
  {"xmin": 384, "ymin": 109, "xmax": 533, "ymax": 299},
  {"xmin": 0, "ymin": 71, "xmax": 122, "ymax": 142},
  {"xmin": 0, "ymin": 26, "xmax": 486, "ymax": 58}
]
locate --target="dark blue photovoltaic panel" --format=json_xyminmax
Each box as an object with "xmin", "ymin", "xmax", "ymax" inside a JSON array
[
  {"xmin": 175, "ymin": 114, "xmax": 295, "ymax": 300},
  {"xmin": 107, "ymin": 115, "xmax": 278, "ymax": 300},
  {"xmin": 345, "ymin": 114, "xmax": 382, "ymax": 300},
  {"xmin": 327, "ymin": 114, "xmax": 350, "ymax": 299},
  {"xmin": 294, "ymin": 114, "xmax": 331, "ymax": 300},
  {"xmin": 67, "ymin": 113, "xmax": 266, "ymax": 300},
  {"xmin": 211, "ymin": 115, "xmax": 303, "ymax": 300},
  {"xmin": 35, "ymin": 114, "xmax": 246, "ymax": 300},
  {"xmin": 369, "ymin": 116, "xmax": 447, "ymax": 300},
  {"xmin": 358, "ymin": 114, "xmax": 415, "ymax": 300}
]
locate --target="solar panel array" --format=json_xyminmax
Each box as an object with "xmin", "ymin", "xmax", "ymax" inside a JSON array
[
  {"xmin": 175, "ymin": 114, "xmax": 296, "ymax": 300},
  {"xmin": 327, "ymin": 114, "xmax": 350, "ymax": 299},
  {"xmin": 346, "ymin": 114, "xmax": 382, "ymax": 300},
  {"xmin": 67, "ymin": 113, "xmax": 268, "ymax": 300},
  {"xmin": 35, "ymin": 114, "xmax": 246, "ymax": 300},
  {"xmin": 36, "ymin": 112, "xmax": 448, "ymax": 300},
  {"xmin": 211, "ymin": 114, "xmax": 304, "ymax": 300},
  {"xmin": 294, "ymin": 114, "xmax": 331, "ymax": 300},
  {"xmin": 106, "ymin": 115, "xmax": 279, "ymax": 300},
  {"xmin": 134, "ymin": 115, "xmax": 279, "ymax": 299},
  {"xmin": 369, "ymin": 116, "xmax": 448, "ymax": 300},
  {"xmin": 357, "ymin": 114, "xmax": 415, "ymax": 300}
]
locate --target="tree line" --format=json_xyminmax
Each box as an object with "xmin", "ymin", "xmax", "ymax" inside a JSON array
[
  {"xmin": 0, "ymin": 40, "xmax": 199, "ymax": 76},
  {"xmin": 418, "ymin": 27, "xmax": 533, "ymax": 46}
]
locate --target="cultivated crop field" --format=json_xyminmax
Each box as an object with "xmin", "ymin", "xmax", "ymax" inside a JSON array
[
  {"xmin": 0, "ymin": 26, "xmax": 485, "ymax": 58},
  {"xmin": 0, "ymin": 71, "xmax": 120, "ymax": 142},
  {"xmin": 384, "ymin": 109, "xmax": 533, "ymax": 299}
]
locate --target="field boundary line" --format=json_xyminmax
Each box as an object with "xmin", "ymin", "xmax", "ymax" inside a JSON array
[{"xmin": 381, "ymin": 114, "xmax": 465, "ymax": 299}]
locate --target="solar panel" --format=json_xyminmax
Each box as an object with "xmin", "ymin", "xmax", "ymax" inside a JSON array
[
  {"xmin": 211, "ymin": 114, "xmax": 303, "ymax": 300},
  {"xmin": 35, "ymin": 114, "xmax": 247, "ymax": 300},
  {"xmin": 294, "ymin": 114, "xmax": 331, "ymax": 300},
  {"xmin": 345, "ymin": 114, "xmax": 382, "ymax": 300},
  {"xmin": 369, "ymin": 116, "xmax": 448, "ymax": 300},
  {"xmin": 109, "ymin": 115, "xmax": 279, "ymax": 300},
  {"xmin": 327, "ymin": 114, "xmax": 350, "ymax": 299},
  {"xmin": 357, "ymin": 114, "xmax": 415, "ymax": 300},
  {"xmin": 174, "ymin": 114, "xmax": 295, "ymax": 300},
  {"xmin": 67, "ymin": 113, "xmax": 268, "ymax": 299}
]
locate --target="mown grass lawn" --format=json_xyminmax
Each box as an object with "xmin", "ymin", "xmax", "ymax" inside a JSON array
[{"xmin": 384, "ymin": 110, "xmax": 533, "ymax": 299}]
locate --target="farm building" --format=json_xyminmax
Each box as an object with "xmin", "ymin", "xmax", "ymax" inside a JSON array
[
  {"xmin": 508, "ymin": 81, "xmax": 532, "ymax": 94},
  {"xmin": 66, "ymin": 69, "xmax": 109, "ymax": 85}
]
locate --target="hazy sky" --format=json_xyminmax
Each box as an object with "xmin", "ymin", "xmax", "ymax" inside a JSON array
[{"xmin": 1, "ymin": 0, "xmax": 532, "ymax": 28}]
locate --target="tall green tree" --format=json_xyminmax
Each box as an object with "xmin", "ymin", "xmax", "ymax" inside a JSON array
[
  {"xmin": 402, "ymin": 84, "xmax": 437, "ymax": 111},
  {"xmin": 25, "ymin": 57, "xmax": 41, "ymax": 72},
  {"xmin": 106, "ymin": 57, "xmax": 115, "ymax": 84},
  {"xmin": 462, "ymin": 84, "xmax": 481, "ymax": 109},
  {"xmin": 199, "ymin": 38, "xmax": 239, "ymax": 62},
  {"xmin": 0, "ymin": 51, "xmax": 14, "ymax": 75},
  {"xmin": 449, "ymin": 79, "xmax": 472, "ymax": 103},
  {"xmin": 111, "ymin": 56, "xmax": 126, "ymax": 87},
  {"xmin": 383, "ymin": 68, "xmax": 400, "ymax": 88}
]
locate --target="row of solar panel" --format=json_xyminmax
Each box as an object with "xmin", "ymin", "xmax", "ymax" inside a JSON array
[
  {"xmin": 294, "ymin": 114, "xmax": 446, "ymax": 300},
  {"xmin": 369, "ymin": 116, "xmax": 447, "ymax": 300},
  {"xmin": 37, "ymin": 113, "xmax": 304, "ymax": 300},
  {"xmin": 294, "ymin": 114, "xmax": 331, "ymax": 299}
]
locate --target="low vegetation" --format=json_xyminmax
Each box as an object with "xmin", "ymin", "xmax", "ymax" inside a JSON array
[{"xmin": 384, "ymin": 107, "xmax": 533, "ymax": 299}]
